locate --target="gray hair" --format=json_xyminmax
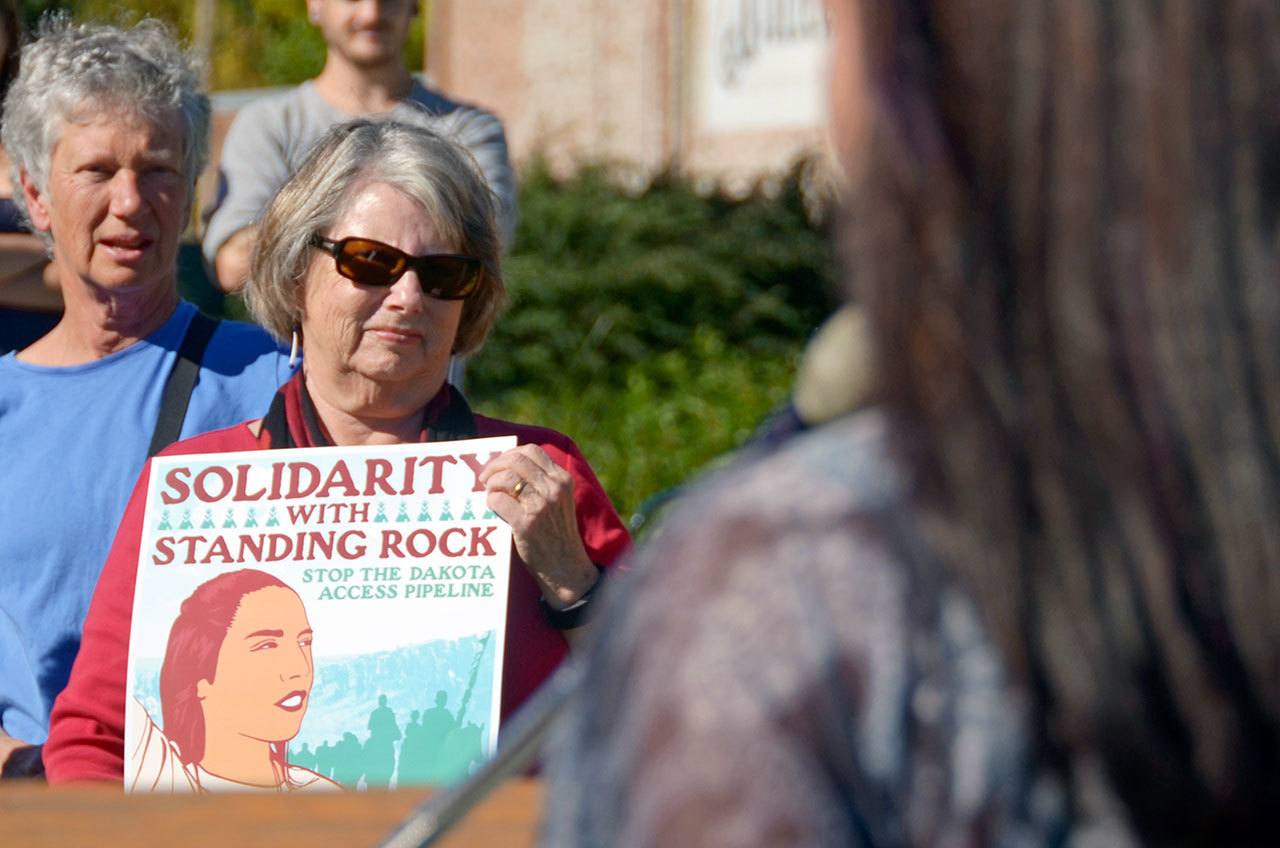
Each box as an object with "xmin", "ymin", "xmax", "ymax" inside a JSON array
[
  {"xmin": 1, "ymin": 15, "xmax": 209, "ymax": 241},
  {"xmin": 247, "ymin": 120, "xmax": 505, "ymax": 356}
]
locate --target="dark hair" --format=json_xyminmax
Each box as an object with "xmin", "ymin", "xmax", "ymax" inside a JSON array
[
  {"xmin": 159, "ymin": 569, "xmax": 293, "ymax": 767},
  {"xmin": 847, "ymin": 0, "xmax": 1280, "ymax": 840},
  {"xmin": 0, "ymin": 0, "xmax": 22, "ymax": 106}
]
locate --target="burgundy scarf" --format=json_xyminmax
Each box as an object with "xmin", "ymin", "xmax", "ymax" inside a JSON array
[{"xmin": 259, "ymin": 371, "xmax": 477, "ymax": 448}]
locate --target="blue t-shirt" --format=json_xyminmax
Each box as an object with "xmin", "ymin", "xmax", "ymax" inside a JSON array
[{"xmin": 0, "ymin": 302, "xmax": 294, "ymax": 743}]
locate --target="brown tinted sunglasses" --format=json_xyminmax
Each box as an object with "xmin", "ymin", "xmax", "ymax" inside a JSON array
[{"xmin": 310, "ymin": 235, "xmax": 481, "ymax": 300}]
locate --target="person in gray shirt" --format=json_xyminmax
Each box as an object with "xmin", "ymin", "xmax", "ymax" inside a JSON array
[{"xmin": 203, "ymin": 0, "xmax": 515, "ymax": 294}]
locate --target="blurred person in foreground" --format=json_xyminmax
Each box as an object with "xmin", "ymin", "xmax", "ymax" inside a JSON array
[
  {"xmin": 0, "ymin": 18, "xmax": 292, "ymax": 775},
  {"xmin": 202, "ymin": 0, "xmax": 515, "ymax": 295},
  {"xmin": 543, "ymin": 0, "xmax": 1280, "ymax": 843},
  {"xmin": 42, "ymin": 120, "xmax": 628, "ymax": 786}
]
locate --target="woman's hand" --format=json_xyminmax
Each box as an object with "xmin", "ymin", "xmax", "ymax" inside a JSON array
[{"xmin": 479, "ymin": 445, "xmax": 599, "ymax": 608}]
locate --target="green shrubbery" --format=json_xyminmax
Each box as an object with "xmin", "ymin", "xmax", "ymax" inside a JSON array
[{"xmin": 467, "ymin": 161, "xmax": 838, "ymax": 519}]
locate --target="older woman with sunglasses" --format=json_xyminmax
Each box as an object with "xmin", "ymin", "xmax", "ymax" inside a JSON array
[{"xmin": 41, "ymin": 120, "xmax": 630, "ymax": 785}]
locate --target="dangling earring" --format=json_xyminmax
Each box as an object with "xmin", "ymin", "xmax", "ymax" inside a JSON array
[{"xmin": 289, "ymin": 326, "xmax": 300, "ymax": 368}]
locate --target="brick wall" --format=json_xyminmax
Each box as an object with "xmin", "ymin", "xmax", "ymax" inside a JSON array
[{"xmin": 426, "ymin": 0, "xmax": 829, "ymax": 184}]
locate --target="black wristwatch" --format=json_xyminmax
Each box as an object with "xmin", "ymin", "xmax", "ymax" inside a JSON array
[
  {"xmin": 540, "ymin": 565, "xmax": 605, "ymax": 630},
  {"xmin": 1, "ymin": 743, "xmax": 44, "ymax": 779}
]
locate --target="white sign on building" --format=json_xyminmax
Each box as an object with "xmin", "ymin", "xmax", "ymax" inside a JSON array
[{"xmin": 697, "ymin": 0, "xmax": 829, "ymax": 133}]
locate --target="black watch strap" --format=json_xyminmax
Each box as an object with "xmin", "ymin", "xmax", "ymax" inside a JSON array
[{"xmin": 540, "ymin": 565, "xmax": 605, "ymax": 630}]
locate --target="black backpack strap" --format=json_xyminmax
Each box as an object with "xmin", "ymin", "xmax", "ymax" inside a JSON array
[{"xmin": 148, "ymin": 310, "xmax": 221, "ymax": 457}]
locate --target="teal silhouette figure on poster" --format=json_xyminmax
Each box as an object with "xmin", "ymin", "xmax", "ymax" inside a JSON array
[
  {"xmin": 401, "ymin": 632, "xmax": 493, "ymax": 785},
  {"xmin": 332, "ymin": 731, "xmax": 363, "ymax": 787},
  {"xmin": 396, "ymin": 710, "xmax": 426, "ymax": 785},
  {"xmin": 315, "ymin": 740, "xmax": 333, "ymax": 779},
  {"xmin": 363, "ymin": 694, "xmax": 401, "ymax": 788},
  {"xmin": 441, "ymin": 721, "xmax": 485, "ymax": 778},
  {"xmin": 292, "ymin": 742, "xmax": 315, "ymax": 771},
  {"xmin": 416, "ymin": 690, "xmax": 457, "ymax": 783},
  {"xmin": 222, "ymin": 508, "xmax": 236, "ymax": 529},
  {"xmin": 157, "ymin": 510, "xmax": 172, "ymax": 531},
  {"xmin": 397, "ymin": 501, "xmax": 411, "ymax": 522}
]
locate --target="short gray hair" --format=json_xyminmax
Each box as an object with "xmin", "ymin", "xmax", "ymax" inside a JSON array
[
  {"xmin": 1, "ymin": 15, "xmax": 209, "ymax": 239},
  {"xmin": 247, "ymin": 120, "xmax": 505, "ymax": 356}
]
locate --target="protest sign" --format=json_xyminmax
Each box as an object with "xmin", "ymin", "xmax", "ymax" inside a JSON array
[{"xmin": 123, "ymin": 436, "xmax": 516, "ymax": 792}]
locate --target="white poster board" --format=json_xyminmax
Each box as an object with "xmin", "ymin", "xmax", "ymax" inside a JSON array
[{"xmin": 124, "ymin": 436, "xmax": 516, "ymax": 792}]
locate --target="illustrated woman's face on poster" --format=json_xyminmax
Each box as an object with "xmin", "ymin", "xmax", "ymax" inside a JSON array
[{"xmin": 196, "ymin": 586, "xmax": 315, "ymax": 744}]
